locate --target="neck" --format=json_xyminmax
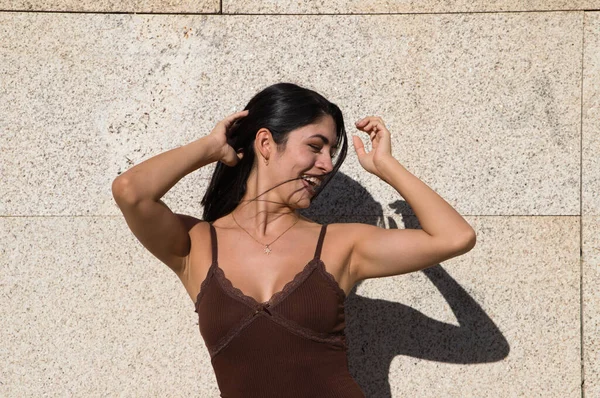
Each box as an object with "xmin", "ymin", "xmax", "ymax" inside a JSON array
[{"xmin": 233, "ymin": 169, "xmax": 299, "ymax": 238}]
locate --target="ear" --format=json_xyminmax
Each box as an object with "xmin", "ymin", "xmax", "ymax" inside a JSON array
[{"xmin": 254, "ymin": 128, "xmax": 273, "ymax": 161}]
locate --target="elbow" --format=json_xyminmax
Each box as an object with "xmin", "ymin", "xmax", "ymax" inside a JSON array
[
  {"xmin": 455, "ymin": 229, "xmax": 477, "ymax": 252},
  {"xmin": 111, "ymin": 176, "xmax": 137, "ymax": 205}
]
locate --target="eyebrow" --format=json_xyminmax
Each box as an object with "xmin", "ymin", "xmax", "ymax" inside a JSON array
[{"xmin": 309, "ymin": 134, "xmax": 330, "ymax": 144}]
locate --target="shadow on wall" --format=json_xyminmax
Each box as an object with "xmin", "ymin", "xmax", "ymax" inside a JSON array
[{"xmin": 300, "ymin": 172, "xmax": 509, "ymax": 398}]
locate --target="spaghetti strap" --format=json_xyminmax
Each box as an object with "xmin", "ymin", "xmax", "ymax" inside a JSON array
[
  {"xmin": 209, "ymin": 223, "xmax": 218, "ymax": 265},
  {"xmin": 313, "ymin": 224, "xmax": 327, "ymax": 260}
]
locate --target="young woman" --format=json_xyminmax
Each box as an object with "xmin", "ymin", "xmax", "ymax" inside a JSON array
[{"xmin": 112, "ymin": 82, "xmax": 476, "ymax": 397}]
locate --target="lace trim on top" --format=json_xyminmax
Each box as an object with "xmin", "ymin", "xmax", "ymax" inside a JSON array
[{"xmin": 195, "ymin": 258, "xmax": 346, "ymax": 311}]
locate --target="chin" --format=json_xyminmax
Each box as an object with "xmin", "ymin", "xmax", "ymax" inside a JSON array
[{"xmin": 290, "ymin": 197, "xmax": 312, "ymax": 210}]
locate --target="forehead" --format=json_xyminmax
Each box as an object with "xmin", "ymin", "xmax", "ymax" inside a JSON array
[{"xmin": 289, "ymin": 115, "xmax": 337, "ymax": 143}]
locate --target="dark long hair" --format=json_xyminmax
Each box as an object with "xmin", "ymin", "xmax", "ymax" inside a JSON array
[{"xmin": 201, "ymin": 82, "xmax": 348, "ymax": 222}]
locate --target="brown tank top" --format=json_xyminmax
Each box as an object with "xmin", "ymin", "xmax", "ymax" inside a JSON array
[{"xmin": 194, "ymin": 223, "xmax": 365, "ymax": 397}]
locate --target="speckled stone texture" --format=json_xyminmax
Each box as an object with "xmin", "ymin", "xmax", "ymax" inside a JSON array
[
  {"xmin": 0, "ymin": 217, "xmax": 218, "ymax": 397},
  {"xmin": 2, "ymin": 0, "xmax": 600, "ymax": 13},
  {"xmin": 223, "ymin": 0, "xmax": 600, "ymax": 13},
  {"xmin": 0, "ymin": 12, "xmax": 583, "ymax": 217},
  {"xmin": 583, "ymin": 12, "xmax": 600, "ymax": 398},
  {"xmin": 0, "ymin": 0, "xmax": 219, "ymax": 12},
  {"xmin": 584, "ymin": 13, "xmax": 600, "ymax": 215},
  {"xmin": 0, "ymin": 9, "xmax": 593, "ymax": 398},
  {"xmin": 583, "ymin": 217, "xmax": 600, "ymax": 398}
]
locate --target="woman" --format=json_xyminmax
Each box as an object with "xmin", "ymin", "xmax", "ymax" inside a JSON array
[{"xmin": 112, "ymin": 82, "xmax": 476, "ymax": 397}]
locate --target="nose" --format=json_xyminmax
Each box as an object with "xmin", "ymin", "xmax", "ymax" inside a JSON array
[{"xmin": 317, "ymin": 152, "xmax": 334, "ymax": 173}]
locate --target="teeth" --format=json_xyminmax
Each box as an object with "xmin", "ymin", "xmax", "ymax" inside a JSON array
[{"xmin": 302, "ymin": 175, "xmax": 320, "ymax": 187}]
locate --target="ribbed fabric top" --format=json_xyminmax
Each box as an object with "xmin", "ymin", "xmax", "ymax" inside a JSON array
[{"xmin": 194, "ymin": 223, "xmax": 365, "ymax": 398}]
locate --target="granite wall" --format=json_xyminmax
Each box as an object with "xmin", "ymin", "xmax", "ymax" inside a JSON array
[{"xmin": 1, "ymin": 2, "xmax": 599, "ymax": 397}]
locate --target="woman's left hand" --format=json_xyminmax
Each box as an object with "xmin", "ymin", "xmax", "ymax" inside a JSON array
[{"xmin": 352, "ymin": 116, "xmax": 395, "ymax": 178}]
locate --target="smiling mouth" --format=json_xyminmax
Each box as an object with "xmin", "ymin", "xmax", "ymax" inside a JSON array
[{"xmin": 300, "ymin": 174, "xmax": 323, "ymax": 195}]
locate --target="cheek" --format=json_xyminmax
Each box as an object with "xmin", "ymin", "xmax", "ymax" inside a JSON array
[{"xmin": 283, "ymin": 150, "xmax": 313, "ymax": 169}]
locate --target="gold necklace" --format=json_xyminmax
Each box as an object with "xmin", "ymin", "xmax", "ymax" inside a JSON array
[{"xmin": 231, "ymin": 212, "xmax": 300, "ymax": 255}]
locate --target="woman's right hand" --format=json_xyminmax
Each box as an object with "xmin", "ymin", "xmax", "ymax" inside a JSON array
[{"xmin": 207, "ymin": 109, "xmax": 249, "ymax": 166}]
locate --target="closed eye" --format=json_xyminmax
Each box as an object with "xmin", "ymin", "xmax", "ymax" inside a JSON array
[{"xmin": 310, "ymin": 144, "xmax": 336, "ymax": 158}]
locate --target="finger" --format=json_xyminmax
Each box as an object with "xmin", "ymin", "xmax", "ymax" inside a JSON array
[
  {"xmin": 223, "ymin": 110, "xmax": 249, "ymax": 126},
  {"xmin": 357, "ymin": 117, "xmax": 387, "ymax": 133},
  {"xmin": 231, "ymin": 109, "xmax": 249, "ymax": 118},
  {"xmin": 352, "ymin": 135, "xmax": 367, "ymax": 157},
  {"xmin": 355, "ymin": 118, "xmax": 367, "ymax": 127},
  {"xmin": 361, "ymin": 120, "xmax": 377, "ymax": 134},
  {"xmin": 355, "ymin": 117, "xmax": 372, "ymax": 129}
]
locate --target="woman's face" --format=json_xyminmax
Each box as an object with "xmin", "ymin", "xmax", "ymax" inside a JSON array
[{"xmin": 270, "ymin": 115, "xmax": 339, "ymax": 209}]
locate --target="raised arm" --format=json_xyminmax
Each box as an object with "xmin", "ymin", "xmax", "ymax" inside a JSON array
[
  {"xmin": 349, "ymin": 116, "xmax": 476, "ymax": 282},
  {"xmin": 111, "ymin": 110, "xmax": 248, "ymax": 275}
]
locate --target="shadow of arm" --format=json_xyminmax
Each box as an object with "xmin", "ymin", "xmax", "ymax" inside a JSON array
[{"xmin": 402, "ymin": 265, "xmax": 509, "ymax": 363}]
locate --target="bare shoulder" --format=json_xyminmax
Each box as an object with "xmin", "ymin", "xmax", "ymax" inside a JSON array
[
  {"xmin": 321, "ymin": 222, "xmax": 362, "ymax": 246},
  {"xmin": 322, "ymin": 222, "xmax": 375, "ymax": 261},
  {"xmin": 187, "ymin": 218, "xmax": 211, "ymax": 238},
  {"xmin": 323, "ymin": 222, "xmax": 373, "ymax": 250}
]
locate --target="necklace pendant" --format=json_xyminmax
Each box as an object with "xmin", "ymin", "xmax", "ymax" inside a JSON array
[{"xmin": 264, "ymin": 245, "xmax": 272, "ymax": 255}]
